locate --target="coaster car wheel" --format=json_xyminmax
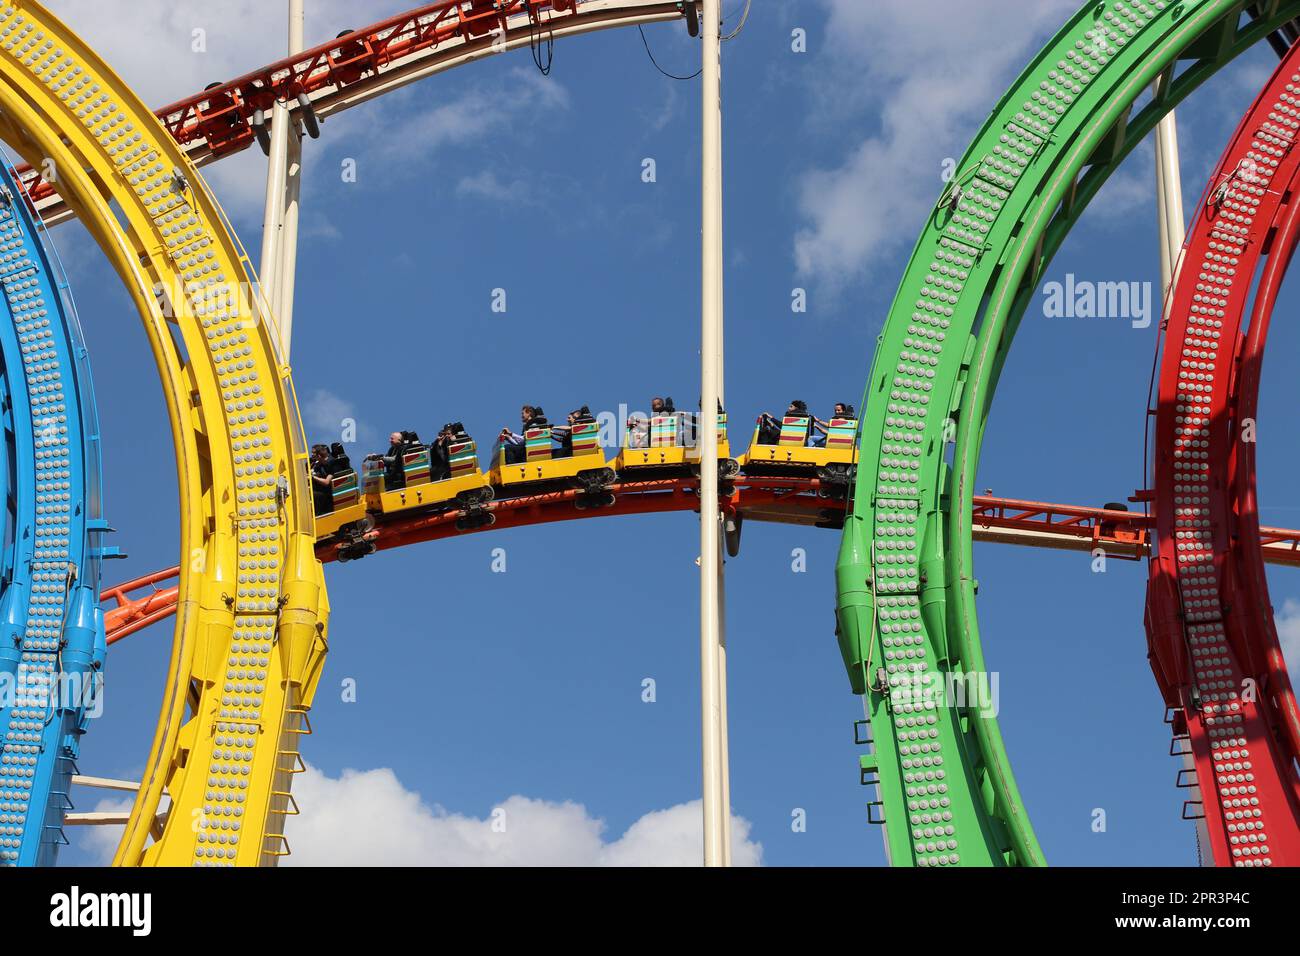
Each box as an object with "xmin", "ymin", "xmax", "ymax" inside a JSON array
[
  {"xmin": 576, "ymin": 468, "xmax": 615, "ymax": 494},
  {"xmin": 336, "ymin": 539, "xmax": 376, "ymax": 563},
  {"xmin": 455, "ymin": 511, "xmax": 496, "ymax": 532},
  {"xmin": 456, "ymin": 486, "xmax": 495, "ymax": 508}
]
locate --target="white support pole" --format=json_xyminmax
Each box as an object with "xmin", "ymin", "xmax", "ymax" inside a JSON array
[
  {"xmin": 1153, "ymin": 78, "xmax": 1185, "ymax": 292},
  {"xmin": 718, "ymin": 558, "xmax": 732, "ymax": 866},
  {"xmin": 275, "ymin": 0, "xmax": 305, "ymax": 358},
  {"xmin": 1154, "ymin": 129, "xmax": 1171, "ymax": 288},
  {"xmin": 699, "ymin": 0, "xmax": 726, "ymax": 868},
  {"xmin": 257, "ymin": 93, "xmax": 290, "ymax": 326},
  {"xmin": 714, "ymin": 0, "xmax": 731, "ymax": 865},
  {"xmin": 258, "ymin": 0, "xmax": 304, "ymax": 357}
]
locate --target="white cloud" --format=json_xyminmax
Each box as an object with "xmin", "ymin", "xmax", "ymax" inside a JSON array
[
  {"xmin": 74, "ymin": 796, "xmax": 134, "ymax": 864},
  {"xmin": 283, "ymin": 765, "xmax": 763, "ymax": 866},
  {"xmin": 598, "ymin": 799, "xmax": 762, "ymax": 867},
  {"xmin": 457, "ymin": 170, "xmax": 532, "ymax": 204},
  {"xmin": 793, "ymin": 0, "xmax": 1074, "ymax": 292},
  {"xmin": 645, "ymin": 82, "xmax": 680, "ymax": 133},
  {"xmin": 74, "ymin": 766, "xmax": 764, "ymax": 866},
  {"xmin": 199, "ymin": 148, "xmax": 280, "ymax": 229},
  {"xmin": 512, "ymin": 63, "xmax": 572, "ymax": 113},
  {"xmin": 357, "ymin": 66, "xmax": 569, "ymax": 171},
  {"xmin": 302, "ymin": 387, "xmax": 374, "ymax": 450},
  {"xmin": 301, "ymin": 212, "xmax": 343, "ymax": 242}
]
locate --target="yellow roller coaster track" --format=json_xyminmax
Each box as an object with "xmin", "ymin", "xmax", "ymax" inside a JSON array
[{"xmin": 0, "ymin": 1, "xmax": 328, "ymax": 866}]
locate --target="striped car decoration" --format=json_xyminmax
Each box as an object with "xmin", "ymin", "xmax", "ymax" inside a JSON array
[
  {"xmin": 331, "ymin": 470, "xmax": 359, "ymax": 509},
  {"xmin": 525, "ymin": 427, "xmax": 552, "ymax": 462},
  {"xmin": 826, "ymin": 417, "xmax": 857, "ymax": 449},
  {"xmin": 402, "ymin": 447, "xmax": 431, "ymax": 485},
  {"xmin": 571, "ymin": 421, "xmax": 601, "ymax": 457},
  {"xmin": 650, "ymin": 414, "xmax": 679, "ymax": 447},
  {"xmin": 779, "ymin": 415, "xmax": 811, "ymax": 446},
  {"xmin": 362, "ymin": 458, "xmax": 385, "ymax": 495},
  {"xmin": 448, "ymin": 439, "xmax": 478, "ymax": 478}
]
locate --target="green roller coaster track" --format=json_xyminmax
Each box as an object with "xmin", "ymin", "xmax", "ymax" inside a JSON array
[{"xmin": 837, "ymin": 0, "xmax": 1300, "ymax": 867}]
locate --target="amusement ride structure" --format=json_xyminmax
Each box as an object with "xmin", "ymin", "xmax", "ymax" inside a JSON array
[{"xmin": 1, "ymin": 0, "xmax": 1300, "ymax": 867}]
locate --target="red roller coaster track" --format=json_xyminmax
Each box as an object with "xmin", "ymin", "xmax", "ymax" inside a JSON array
[
  {"xmin": 13, "ymin": 0, "xmax": 689, "ymax": 225},
  {"xmin": 100, "ymin": 478, "xmax": 1300, "ymax": 645},
  {"xmin": 1144, "ymin": 42, "xmax": 1300, "ymax": 867}
]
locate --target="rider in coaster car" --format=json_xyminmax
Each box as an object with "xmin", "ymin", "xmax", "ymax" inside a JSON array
[
  {"xmin": 627, "ymin": 396, "xmax": 676, "ymax": 448},
  {"xmin": 498, "ymin": 405, "xmax": 549, "ymax": 465},
  {"xmin": 810, "ymin": 402, "xmax": 855, "ymax": 447},
  {"xmin": 758, "ymin": 399, "xmax": 810, "ymax": 446},
  {"xmin": 310, "ymin": 443, "xmax": 334, "ymax": 515},
  {"xmin": 429, "ymin": 422, "xmax": 466, "ymax": 482},
  {"xmin": 685, "ymin": 396, "xmax": 723, "ymax": 447},
  {"xmin": 328, "ymin": 441, "xmax": 352, "ymax": 475},
  {"xmin": 365, "ymin": 430, "xmax": 415, "ymax": 490},
  {"xmin": 552, "ymin": 405, "xmax": 596, "ymax": 459}
]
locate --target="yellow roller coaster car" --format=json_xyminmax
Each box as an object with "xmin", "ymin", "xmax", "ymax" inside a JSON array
[
  {"xmin": 616, "ymin": 412, "xmax": 739, "ymax": 479},
  {"xmin": 364, "ymin": 436, "xmax": 495, "ymax": 519},
  {"xmin": 684, "ymin": 411, "xmax": 740, "ymax": 478},
  {"xmin": 487, "ymin": 420, "xmax": 616, "ymax": 504},
  {"xmin": 738, "ymin": 414, "xmax": 858, "ymax": 493},
  {"xmin": 313, "ymin": 467, "xmax": 369, "ymax": 540}
]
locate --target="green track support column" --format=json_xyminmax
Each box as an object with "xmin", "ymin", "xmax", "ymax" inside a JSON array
[{"xmin": 840, "ymin": 0, "xmax": 1300, "ymax": 866}]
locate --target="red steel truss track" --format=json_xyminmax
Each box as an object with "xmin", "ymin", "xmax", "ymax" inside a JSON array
[
  {"xmin": 101, "ymin": 480, "xmax": 1300, "ymax": 644},
  {"xmin": 13, "ymin": 0, "xmax": 690, "ymax": 225},
  {"xmin": 1144, "ymin": 42, "xmax": 1300, "ymax": 867}
]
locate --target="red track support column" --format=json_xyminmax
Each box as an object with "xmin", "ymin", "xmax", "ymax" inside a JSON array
[{"xmin": 1146, "ymin": 46, "xmax": 1300, "ymax": 867}]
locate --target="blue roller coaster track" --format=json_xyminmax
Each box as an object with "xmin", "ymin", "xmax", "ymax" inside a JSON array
[{"xmin": 0, "ymin": 155, "xmax": 109, "ymax": 867}]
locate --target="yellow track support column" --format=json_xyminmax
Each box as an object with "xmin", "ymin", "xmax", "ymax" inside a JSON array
[{"xmin": 0, "ymin": 0, "xmax": 327, "ymax": 866}]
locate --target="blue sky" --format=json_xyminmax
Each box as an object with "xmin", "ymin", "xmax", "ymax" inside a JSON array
[{"xmin": 31, "ymin": 0, "xmax": 1300, "ymax": 865}]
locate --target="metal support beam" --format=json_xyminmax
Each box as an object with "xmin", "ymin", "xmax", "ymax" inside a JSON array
[
  {"xmin": 718, "ymin": 547, "xmax": 732, "ymax": 865},
  {"xmin": 713, "ymin": 0, "xmax": 731, "ymax": 869},
  {"xmin": 258, "ymin": 0, "xmax": 305, "ymax": 359},
  {"xmin": 699, "ymin": 0, "xmax": 726, "ymax": 867},
  {"xmin": 257, "ymin": 87, "xmax": 290, "ymax": 337},
  {"xmin": 1153, "ymin": 75, "xmax": 1186, "ymax": 293},
  {"xmin": 65, "ymin": 812, "xmax": 133, "ymax": 826},
  {"xmin": 71, "ymin": 775, "xmax": 144, "ymax": 793},
  {"xmin": 275, "ymin": 0, "xmax": 306, "ymax": 357}
]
